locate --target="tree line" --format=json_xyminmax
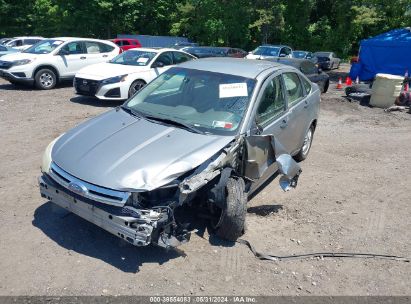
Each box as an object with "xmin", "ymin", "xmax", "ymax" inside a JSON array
[{"xmin": 1, "ymin": 0, "xmax": 410, "ymax": 57}]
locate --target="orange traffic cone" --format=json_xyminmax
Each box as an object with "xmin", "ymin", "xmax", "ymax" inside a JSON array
[
  {"xmin": 345, "ymin": 76, "xmax": 352, "ymax": 85},
  {"xmin": 336, "ymin": 77, "xmax": 343, "ymax": 89}
]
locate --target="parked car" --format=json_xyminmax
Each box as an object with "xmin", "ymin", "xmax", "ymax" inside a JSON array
[
  {"xmin": 171, "ymin": 42, "xmax": 198, "ymax": 49},
  {"xmin": 292, "ymin": 50, "xmax": 314, "ymax": 60},
  {"xmin": 246, "ymin": 45, "xmax": 293, "ymax": 60},
  {"xmin": 266, "ymin": 57, "xmax": 330, "ymax": 93},
  {"xmin": 182, "ymin": 46, "xmax": 247, "ymax": 58},
  {"xmin": 74, "ymin": 48, "xmax": 196, "ymax": 100},
  {"xmin": 0, "ymin": 37, "xmax": 119, "ymax": 89},
  {"xmin": 110, "ymin": 38, "xmax": 142, "ymax": 52},
  {"xmin": 313, "ymin": 51, "xmax": 341, "ymax": 70},
  {"xmin": 0, "ymin": 38, "xmax": 12, "ymax": 45},
  {"xmin": 39, "ymin": 58, "xmax": 320, "ymax": 248},
  {"xmin": 181, "ymin": 46, "xmax": 226, "ymax": 58},
  {"xmin": 4, "ymin": 36, "xmax": 44, "ymax": 50},
  {"xmin": 217, "ymin": 47, "xmax": 248, "ymax": 58},
  {"xmin": 0, "ymin": 45, "xmax": 19, "ymax": 57}
]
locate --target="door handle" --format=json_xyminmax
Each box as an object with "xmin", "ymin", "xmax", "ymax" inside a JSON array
[
  {"xmin": 304, "ymin": 100, "xmax": 309, "ymax": 108},
  {"xmin": 280, "ymin": 119, "xmax": 288, "ymax": 129},
  {"xmin": 80, "ymin": 56, "xmax": 86, "ymax": 60},
  {"xmin": 102, "ymin": 54, "xmax": 108, "ymax": 58}
]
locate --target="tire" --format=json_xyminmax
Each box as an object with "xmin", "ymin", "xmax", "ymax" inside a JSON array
[
  {"xmin": 294, "ymin": 124, "xmax": 315, "ymax": 162},
  {"xmin": 128, "ymin": 80, "xmax": 146, "ymax": 98},
  {"xmin": 215, "ymin": 177, "xmax": 247, "ymax": 241},
  {"xmin": 322, "ymin": 80, "xmax": 329, "ymax": 93},
  {"xmin": 34, "ymin": 68, "xmax": 57, "ymax": 90}
]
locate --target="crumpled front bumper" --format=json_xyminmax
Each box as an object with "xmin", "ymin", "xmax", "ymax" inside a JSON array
[{"xmin": 38, "ymin": 174, "xmax": 172, "ymax": 247}]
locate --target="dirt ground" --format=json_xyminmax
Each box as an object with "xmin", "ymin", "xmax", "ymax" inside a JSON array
[{"xmin": 0, "ymin": 64, "xmax": 410, "ymax": 296}]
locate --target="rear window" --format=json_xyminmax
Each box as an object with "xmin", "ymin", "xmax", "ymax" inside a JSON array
[{"xmin": 99, "ymin": 42, "xmax": 115, "ymax": 53}]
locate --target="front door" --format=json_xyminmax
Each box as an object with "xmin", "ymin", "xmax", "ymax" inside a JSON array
[
  {"xmin": 245, "ymin": 73, "xmax": 294, "ymax": 190},
  {"xmin": 56, "ymin": 41, "xmax": 86, "ymax": 77}
]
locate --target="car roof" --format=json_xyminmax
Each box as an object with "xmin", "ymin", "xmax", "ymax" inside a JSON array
[
  {"xmin": 111, "ymin": 38, "xmax": 139, "ymax": 41},
  {"xmin": 52, "ymin": 37, "xmax": 115, "ymax": 43},
  {"xmin": 11, "ymin": 36, "xmax": 44, "ymax": 39},
  {"xmin": 261, "ymin": 44, "xmax": 290, "ymax": 48},
  {"xmin": 178, "ymin": 58, "xmax": 282, "ymax": 78}
]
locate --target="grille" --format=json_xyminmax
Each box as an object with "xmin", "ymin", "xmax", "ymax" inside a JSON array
[
  {"xmin": 49, "ymin": 162, "xmax": 130, "ymax": 207},
  {"xmin": 74, "ymin": 77, "xmax": 100, "ymax": 96}
]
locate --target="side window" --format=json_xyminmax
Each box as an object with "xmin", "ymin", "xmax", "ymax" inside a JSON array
[
  {"xmin": 283, "ymin": 72, "xmax": 304, "ymax": 106},
  {"xmin": 154, "ymin": 52, "xmax": 173, "ymax": 66},
  {"xmin": 114, "ymin": 41, "xmax": 122, "ymax": 46},
  {"xmin": 122, "ymin": 40, "xmax": 130, "ymax": 46},
  {"xmin": 98, "ymin": 42, "xmax": 114, "ymax": 53},
  {"xmin": 15, "ymin": 40, "xmax": 23, "ymax": 46},
  {"xmin": 85, "ymin": 41, "xmax": 101, "ymax": 54},
  {"xmin": 256, "ymin": 76, "xmax": 286, "ymax": 126},
  {"xmin": 61, "ymin": 41, "xmax": 84, "ymax": 54},
  {"xmin": 301, "ymin": 76, "xmax": 312, "ymax": 95},
  {"xmin": 173, "ymin": 51, "xmax": 193, "ymax": 64}
]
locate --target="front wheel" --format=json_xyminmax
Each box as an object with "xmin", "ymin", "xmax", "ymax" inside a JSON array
[
  {"xmin": 213, "ymin": 177, "xmax": 247, "ymax": 241},
  {"xmin": 34, "ymin": 69, "xmax": 57, "ymax": 90},
  {"xmin": 128, "ymin": 80, "xmax": 146, "ymax": 98},
  {"xmin": 294, "ymin": 125, "xmax": 315, "ymax": 162}
]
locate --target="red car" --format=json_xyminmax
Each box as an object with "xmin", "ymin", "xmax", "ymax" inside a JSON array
[{"xmin": 110, "ymin": 38, "xmax": 142, "ymax": 52}]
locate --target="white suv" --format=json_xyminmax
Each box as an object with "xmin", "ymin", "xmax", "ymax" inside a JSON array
[{"xmin": 0, "ymin": 37, "xmax": 119, "ymax": 89}]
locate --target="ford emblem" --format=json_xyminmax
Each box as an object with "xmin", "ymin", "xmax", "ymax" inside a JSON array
[
  {"xmin": 82, "ymin": 80, "xmax": 88, "ymax": 85},
  {"xmin": 68, "ymin": 182, "xmax": 88, "ymax": 195}
]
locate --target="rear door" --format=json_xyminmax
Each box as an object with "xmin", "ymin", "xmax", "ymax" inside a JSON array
[
  {"xmin": 83, "ymin": 41, "xmax": 105, "ymax": 65},
  {"xmin": 282, "ymin": 71, "xmax": 311, "ymax": 154}
]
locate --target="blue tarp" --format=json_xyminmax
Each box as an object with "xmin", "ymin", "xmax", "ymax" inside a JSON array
[{"xmin": 350, "ymin": 28, "xmax": 411, "ymax": 81}]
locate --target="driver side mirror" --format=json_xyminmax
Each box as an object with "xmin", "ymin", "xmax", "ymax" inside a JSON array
[
  {"xmin": 152, "ymin": 61, "xmax": 165, "ymax": 68},
  {"xmin": 58, "ymin": 48, "xmax": 69, "ymax": 56}
]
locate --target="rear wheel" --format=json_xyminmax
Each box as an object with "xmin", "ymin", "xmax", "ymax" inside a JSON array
[
  {"xmin": 34, "ymin": 68, "xmax": 57, "ymax": 90},
  {"xmin": 322, "ymin": 80, "xmax": 329, "ymax": 93},
  {"xmin": 213, "ymin": 177, "xmax": 247, "ymax": 241},
  {"xmin": 294, "ymin": 124, "xmax": 315, "ymax": 162},
  {"xmin": 128, "ymin": 80, "xmax": 146, "ymax": 98}
]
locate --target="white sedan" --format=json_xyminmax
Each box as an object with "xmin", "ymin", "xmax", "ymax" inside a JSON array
[{"xmin": 73, "ymin": 48, "xmax": 196, "ymax": 100}]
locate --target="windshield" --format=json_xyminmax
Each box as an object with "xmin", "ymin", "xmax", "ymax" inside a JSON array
[
  {"xmin": 293, "ymin": 51, "xmax": 307, "ymax": 58},
  {"xmin": 110, "ymin": 50, "xmax": 156, "ymax": 66},
  {"xmin": 24, "ymin": 39, "xmax": 64, "ymax": 54},
  {"xmin": 125, "ymin": 67, "xmax": 256, "ymax": 135},
  {"xmin": 252, "ymin": 46, "xmax": 280, "ymax": 56}
]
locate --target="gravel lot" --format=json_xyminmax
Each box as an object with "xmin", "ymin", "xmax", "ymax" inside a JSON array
[{"xmin": 0, "ymin": 64, "xmax": 410, "ymax": 296}]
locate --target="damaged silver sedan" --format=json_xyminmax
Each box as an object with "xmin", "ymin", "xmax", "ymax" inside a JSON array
[{"xmin": 38, "ymin": 58, "xmax": 320, "ymax": 248}]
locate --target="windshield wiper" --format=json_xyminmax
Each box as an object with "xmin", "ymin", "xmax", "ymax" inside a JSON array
[
  {"xmin": 119, "ymin": 105, "xmax": 146, "ymax": 119},
  {"xmin": 144, "ymin": 115, "xmax": 205, "ymax": 134}
]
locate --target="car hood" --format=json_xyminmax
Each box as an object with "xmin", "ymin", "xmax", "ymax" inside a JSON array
[
  {"xmin": 0, "ymin": 52, "xmax": 37, "ymax": 62},
  {"xmin": 51, "ymin": 109, "xmax": 234, "ymax": 192},
  {"xmin": 76, "ymin": 62, "xmax": 151, "ymax": 80}
]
